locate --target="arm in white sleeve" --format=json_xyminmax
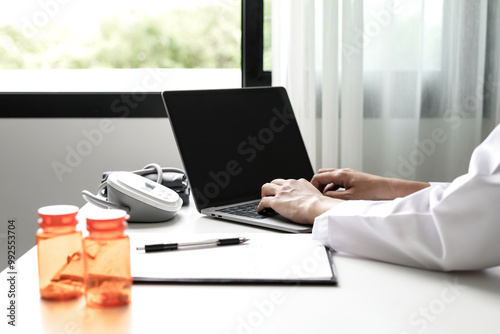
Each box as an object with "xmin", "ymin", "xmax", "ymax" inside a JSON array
[{"xmin": 313, "ymin": 125, "xmax": 500, "ymax": 271}]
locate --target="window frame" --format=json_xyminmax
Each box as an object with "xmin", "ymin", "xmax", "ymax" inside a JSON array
[{"xmin": 241, "ymin": 0, "xmax": 271, "ymax": 87}]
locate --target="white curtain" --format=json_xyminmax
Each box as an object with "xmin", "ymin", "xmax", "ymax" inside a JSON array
[{"xmin": 272, "ymin": 0, "xmax": 500, "ymax": 182}]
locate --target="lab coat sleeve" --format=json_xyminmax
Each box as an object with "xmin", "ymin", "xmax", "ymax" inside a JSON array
[{"xmin": 312, "ymin": 125, "xmax": 500, "ymax": 271}]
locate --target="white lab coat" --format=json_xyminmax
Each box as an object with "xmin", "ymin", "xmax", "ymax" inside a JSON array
[{"xmin": 312, "ymin": 124, "xmax": 500, "ymax": 271}]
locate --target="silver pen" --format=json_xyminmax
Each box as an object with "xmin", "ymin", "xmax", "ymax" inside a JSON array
[{"xmin": 136, "ymin": 237, "xmax": 249, "ymax": 253}]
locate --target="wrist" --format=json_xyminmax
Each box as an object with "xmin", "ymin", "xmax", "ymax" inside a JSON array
[
  {"xmin": 307, "ymin": 195, "xmax": 343, "ymax": 223},
  {"xmin": 391, "ymin": 178, "xmax": 430, "ymax": 198}
]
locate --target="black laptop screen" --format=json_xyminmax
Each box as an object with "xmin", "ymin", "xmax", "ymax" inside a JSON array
[{"xmin": 163, "ymin": 87, "xmax": 314, "ymax": 210}]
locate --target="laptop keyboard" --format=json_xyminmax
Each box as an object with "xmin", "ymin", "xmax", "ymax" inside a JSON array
[{"xmin": 216, "ymin": 202, "xmax": 278, "ymax": 219}]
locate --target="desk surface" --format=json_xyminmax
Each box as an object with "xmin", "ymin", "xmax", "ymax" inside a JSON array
[{"xmin": 2, "ymin": 203, "xmax": 500, "ymax": 334}]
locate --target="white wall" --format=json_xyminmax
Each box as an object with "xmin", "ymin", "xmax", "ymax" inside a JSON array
[{"xmin": 0, "ymin": 68, "xmax": 241, "ymax": 270}]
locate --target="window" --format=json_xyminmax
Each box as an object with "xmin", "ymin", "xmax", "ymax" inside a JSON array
[
  {"xmin": 0, "ymin": 0, "xmax": 275, "ymax": 117},
  {"xmin": 0, "ymin": 0, "xmax": 244, "ymax": 117}
]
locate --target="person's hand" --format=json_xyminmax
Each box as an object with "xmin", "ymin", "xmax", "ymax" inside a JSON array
[
  {"xmin": 311, "ymin": 168, "xmax": 430, "ymax": 200},
  {"xmin": 257, "ymin": 178, "xmax": 343, "ymax": 224}
]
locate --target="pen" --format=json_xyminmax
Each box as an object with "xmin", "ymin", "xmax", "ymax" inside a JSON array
[{"xmin": 136, "ymin": 237, "xmax": 249, "ymax": 253}]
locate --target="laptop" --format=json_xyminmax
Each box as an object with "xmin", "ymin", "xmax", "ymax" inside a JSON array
[{"xmin": 162, "ymin": 87, "xmax": 314, "ymax": 233}]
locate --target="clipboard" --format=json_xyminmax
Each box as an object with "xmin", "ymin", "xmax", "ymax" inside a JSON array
[{"xmin": 130, "ymin": 234, "xmax": 337, "ymax": 286}]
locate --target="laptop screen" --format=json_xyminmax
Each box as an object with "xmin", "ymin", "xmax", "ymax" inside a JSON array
[{"xmin": 162, "ymin": 87, "xmax": 314, "ymax": 210}]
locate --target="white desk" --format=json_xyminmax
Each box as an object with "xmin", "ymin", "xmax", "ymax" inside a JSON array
[{"xmin": 2, "ymin": 203, "xmax": 500, "ymax": 334}]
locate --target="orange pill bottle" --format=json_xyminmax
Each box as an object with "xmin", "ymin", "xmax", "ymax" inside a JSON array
[
  {"xmin": 83, "ymin": 209, "xmax": 132, "ymax": 308},
  {"xmin": 36, "ymin": 205, "xmax": 83, "ymax": 300}
]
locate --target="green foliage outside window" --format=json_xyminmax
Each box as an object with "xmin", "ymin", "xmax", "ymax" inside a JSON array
[{"xmin": 0, "ymin": 4, "xmax": 241, "ymax": 69}]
